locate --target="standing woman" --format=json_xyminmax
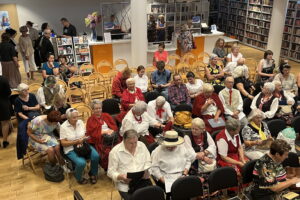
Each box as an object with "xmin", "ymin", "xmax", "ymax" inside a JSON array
[
  {"xmin": 213, "ymin": 38, "xmax": 226, "ymax": 63},
  {"xmin": 0, "ymin": 76, "xmax": 12, "ymax": 148},
  {"xmin": 156, "ymin": 15, "xmax": 166, "ymax": 42},
  {"xmin": 153, "ymin": 43, "xmax": 169, "ymax": 66},
  {"xmin": 19, "ymin": 26, "xmax": 37, "ymax": 80},
  {"xmin": 257, "ymin": 50, "xmax": 275, "ymax": 83},
  {"xmin": 5, "ymin": 28, "xmax": 18, "ymax": 57},
  {"xmin": 178, "ymin": 24, "xmax": 193, "ymax": 54},
  {"xmin": 0, "ymin": 33, "xmax": 21, "ymax": 88}
]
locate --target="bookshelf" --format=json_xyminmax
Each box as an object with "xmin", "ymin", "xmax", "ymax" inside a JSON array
[
  {"xmin": 280, "ymin": 0, "xmax": 300, "ymax": 62},
  {"xmin": 227, "ymin": 0, "xmax": 247, "ymax": 41},
  {"xmin": 73, "ymin": 35, "xmax": 91, "ymax": 65},
  {"xmin": 217, "ymin": 0, "xmax": 229, "ymax": 33},
  {"xmin": 56, "ymin": 37, "xmax": 75, "ymax": 64}
]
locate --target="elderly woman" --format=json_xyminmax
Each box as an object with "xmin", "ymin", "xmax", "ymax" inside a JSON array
[
  {"xmin": 27, "ymin": 110, "xmax": 62, "ymax": 164},
  {"xmin": 120, "ymin": 101, "xmax": 163, "ymax": 145},
  {"xmin": 108, "ymin": 129, "xmax": 151, "ymax": 200},
  {"xmin": 251, "ymin": 82, "xmax": 279, "ymax": 120},
  {"xmin": 186, "ymin": 71, "xmax": 203, "ymax": 100},
  {"xmin": 185, "ymin": 118, "xmax": 217, "ymax": 174},
  {"xmin": 226, "ymin": 45, "xmax": 243, "ymax": 63},
  {"xmin": 206, "ymin": 54, "xmax": 225, "ymax": 91},
  {"xmin": 42, "ymin": 53, "xmax": 60, "ymax": 79},
  {"xmin": 60, "ymin": 108, "xmax": 100, "ymax": 184},
  {"xmin": 257, "ymin": 50, "xmax": 275, "ymax": 83},
  {"xmin": 14, "ymin": 83, "xmax": 40, "ymax": 123},
  {"xmin": 192, "ymin": 83, "xmax": 225, "ymax": 133},
  {"xmin": 216, "ymin": 118, "xmax": 247, "ymax": 175},
  {"xmin": 121, "ymin": 78, "xmax": 145, "ymax": 112},
  {"xmin": 242, "ymin": 109, "xmax": 272, "ymax": 160},
  {"xmin": 273, "ymin": 63, "xmax": 298, "ymax": 97},
  {"xmin": 36, "ymin": 75, "xmax": 64, "ymax": 109},
  {"xmin": 86, "ymin": 99, "xmax": 119, "ymax": 171},
  {"xmin": 233, "ymin": 65, "xmax": 255, "ymax": 100},
  {"xmin": 151, "ymin": 130, "xmax": 195, "ymax": 199}
]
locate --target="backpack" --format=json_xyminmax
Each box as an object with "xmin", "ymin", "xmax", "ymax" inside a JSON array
[{"xmin": 43, "ymin": 163, "xmax": 65, "ymax": 182}]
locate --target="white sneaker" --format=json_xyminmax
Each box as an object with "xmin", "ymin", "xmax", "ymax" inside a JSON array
[{"xmin": 62, "ymin": 165, "xmax": 71, "ymax": 173}]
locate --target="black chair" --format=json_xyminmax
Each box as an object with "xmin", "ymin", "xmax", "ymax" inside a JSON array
[
  {"xmin": 242, "ymin": 159, "xmax": 257, "ymax": 185},
  {"xmin": 291, "ymin": 116, "xmax": 300, "ymax": 133},
  {"xmin": 144, "ymin": 91, "xmax": 160, "ymax": 103},
  {"xmin": 131, "ymin": 186, "xmax": 165, "ymax": 200},
  {"xmin": 282, "ymin": 152, "xmax": 300, "ymax": 168},
  {"xmin": 174, "ymin": 104, "xmax": 192, "ymax": 113},
  {"xmin": 148, "ymin": 142, "xmax": 159, "ymax": 154},
  {"xmin": 102, "ymin": 98, "xmax": 121, "ymax": 115},
  {"xmin": 208, "ymin": 167, "xmax": 239, "ymax": 196},
  {"xmin": 243, "ymin": 98, "xmax": 252, "ymax": 116},
  {"xmin": 74, "ymin": 190, "xmax": 84, "ymax": 200},
  {"xmin": 266, "ymin": 119, "xmax": 286, "ymax": 138},
  {"xmin": 171, "ymin": 175, "xmax": 203, "ymax": 200}
]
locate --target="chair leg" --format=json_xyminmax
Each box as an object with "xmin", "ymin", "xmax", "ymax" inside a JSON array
[{"xmin": 27, "ymin": 152, "xmax": 36, "ymax": 174}]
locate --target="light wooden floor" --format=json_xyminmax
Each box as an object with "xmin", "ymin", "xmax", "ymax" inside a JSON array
[{"xmin": 1, "ymin": 44, "xmax": 300, "ymax": 200}]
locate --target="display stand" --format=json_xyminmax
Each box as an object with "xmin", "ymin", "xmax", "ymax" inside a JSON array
[
  {"xmin": 56, "ymin": 37, "xmax": 75, "ymax": 64},
  {"xmin": 73, "ymin": 35, "xmax": 91, "ymax": 65}
]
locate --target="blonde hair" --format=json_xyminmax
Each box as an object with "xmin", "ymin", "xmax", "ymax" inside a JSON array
[
  {"xmin": 192, "ymin": 118, "xmax": 205, "ymax": 129},
  {"xmin": 202, "ymin": 83, "xmax": 214, "ymax": 93}
]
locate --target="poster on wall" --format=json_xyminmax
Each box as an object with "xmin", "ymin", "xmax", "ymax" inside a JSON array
[{"xmin": 0, "ymin": 11, "xmax": 10, "ymax": 30}]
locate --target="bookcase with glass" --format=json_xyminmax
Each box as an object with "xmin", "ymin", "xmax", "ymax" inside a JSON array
[
  {"xmin": 56, "ymin": 37, "xmax": 75, "ymax": 64},
  {"xmin": 73, "ymin": 35, "xmax": 91, "ymax": 65},
  {"xmin": 227, "ymin": 0, "xmax": 247, "ymax": 41}
]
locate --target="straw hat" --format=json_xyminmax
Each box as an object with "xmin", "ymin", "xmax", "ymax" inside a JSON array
[{"xmin": 161, "ymin": 131, "xmax": 184, "ymax": 147}]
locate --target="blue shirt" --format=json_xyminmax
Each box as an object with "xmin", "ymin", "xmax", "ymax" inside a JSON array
[
  {"xmin": 151, "ymin": 69, "xmax": 171, "ymax": 85},
  {"xmin": 42, "ymin": 62, "xmax": 59, "ymax": 75}
]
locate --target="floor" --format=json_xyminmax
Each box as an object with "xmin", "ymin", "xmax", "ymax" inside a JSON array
[{"xmin": 1, "ymin": 44, "xmax": 300, "ymax": 200}]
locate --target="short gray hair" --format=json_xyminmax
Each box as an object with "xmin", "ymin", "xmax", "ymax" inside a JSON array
[
  {"xmin": 44, "ymin": 75, "xmax": 57, "ymax": 87},
  {"xmin": 248, "ymin": 108, "xmax": 265, "ymax": 121},
  {"xmin": 210, "ymin": 53, "xmax": 218, "ymax": 61},
  {"xmin": 123, "ymin": 129, "xmax": 139, "ymax": 140},
  {"xmin": 225, "ymin": 118, "xmax": 240, "ymax": 132},
  {"xmin": 126, "ymin": 78, "xmax": 135, "ymax": 85},
  {"xmin": 156, "ymin": 96, "xmax": 166, "ymax": 106},
  {"xmin": 192, "ymin": 118, "xmax": 205, "ymax": 129},
  {"xmin": 132, "ymin": 101, "xmax": 147, "ymax": 113},
  {"xmin": 17, "ymin": 83, "xmax": 29, "ymax": 91},
  {"xmin": 263, "ymin": 82, "xmax": 275, "ymax": 93},
  {"xmin": 202, "ymin": 83, "xmax": 214, "ymax": 93},
  {"xmin": 232, "ymin": 65, "xmax": 248, "ymax": 78},
  {"xmin": 66, "ymin": 108, "xmax": 79, "ymax": 119},
  {"xmin": 90, "ymin": 99, "xmax": 102, "ymax": 110}
]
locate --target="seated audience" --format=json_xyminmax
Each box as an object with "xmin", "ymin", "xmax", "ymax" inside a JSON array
[
  {"xmin": 58, "ymin": 55, "xmax": 71, "ymax": 82},
  {"xmin": 60, "ymin": 108, "xmax": 100, "ymax": 184},
  {"xmin": 151, "ymin": 61, "xmax": 171, "ymax": 99},
  {"xmin": 134, "ymin": 65, "xmax": 148, "ymax": 94},
  {"xmin": 242, "ymin": 109, "xmax": 272, "ymax": 160},
  {"xmin": 36, "ymin": 76, "xmax": 64, "ymax": 109},
  {"xmin": 41, "ymin": 53, "xmax": 59, "ymax": 79},
  {"xmin": 251, "ymin": 139, "xmax": 300, "ymax": 200},
  {"xmin": 86, "ymin": 100, "xmax": 119, "ymax": 171},
  {"xmin": 192, "ymin": 83, "xmax": 225, "ymax": 133},
  {"xmin": 205, "ymin": 54, "xmax": 225, "ymax": 93},
  {"xmin": 224, "ymin": 58, "xmax": 246, "ymax": 76},
  {"xmin": 121, "ymin": 78, "xmax": 145, "ymax": 112},
  {"xmin": 168, "ymin": 74, "xmax": 191, "ymax": 110},
  {"xmin": 185, "ymin": 118, "xmax": 217, "ymax": 174},
  {"xmin": 219, "ymin": 76, "xmax": 248, "ymax": 128},
  {"xmin": 233, "ymin": 65, "xmax": 255, "ymax": 100},
  {"xmin": 216, "ymin": 118, "xmax": 247, "ymax": 176},
  {"xmin": 257, "ymin": 50, "xmax": 275, "ymax": 83},
  {"xmin": 153, "ymin": 42, "xmax": 169, "ymax": 66},
  {"xmin": 14, "ymin": 83, "xmax": 40, "ymax": 123},
  {"xmin": 151, "ymin": 130, "xmax": 195, "ymax": 199},
  {"xmin": 120, "ymin": 101, "xmax": 163, "ymax": 145},
  {"xmin": 108, "ymin": 129, "xmax": 151, "ymax": 200},
  {"xmin": 213, "ymin": 38, "xmax": 226, "ymax": 63},
  {"xmin": 27, "ymin": 110, "xmax": 62, "ymax": 165},
  {"xmin": 185, "ymin": 71, "xmax": 203, "ymax": 100},
  {"xmin": 112, "ymin": 67, "xmax": 131, "ymax": 100},
  {"xmin": 48, "ymin": 93, "xmax": 70, "ymax": 123},
  {"xmin": 226, "ymin": 45, "xmax": 243, "ymax": 63},
  {"xmin": 251, "ymin": 82, "xmax": 279, "ymax": 120},
  {"xmin": 273, "ymin": 62, "xmax": 298, "ymax": 97}
]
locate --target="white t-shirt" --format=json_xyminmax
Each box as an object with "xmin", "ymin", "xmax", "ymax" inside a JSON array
[
  {"xmin": 227, "ymin": 53, "xmax": 243, "ymax": 63},
  {"xmin": 186, "ymin": 79, "xmax": 203, "ymax": 95},
  {"xmin": 134, "ymin": 74, "xmax": 148, "ymax": 93}
]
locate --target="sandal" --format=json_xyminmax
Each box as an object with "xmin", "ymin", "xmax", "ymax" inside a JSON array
[
  {"xmin": 90, "ymin": 175, "xmax": 97, "ymax": 184},
  {"xmin": 77, "ymin": 178, "xmax": 88, "ymax": 185}
]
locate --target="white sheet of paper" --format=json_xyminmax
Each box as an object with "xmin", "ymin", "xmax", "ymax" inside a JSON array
[
  {"xmin": 104, "ymin": 32, "xmax": 112, "ymax": 43},
  {"xmin": 296, "ymin": 182, "xmax": 300, "ymax": 187},
  {"xmin": 164, "ymin": 173, "xmax": 182, "ymax": 193}
]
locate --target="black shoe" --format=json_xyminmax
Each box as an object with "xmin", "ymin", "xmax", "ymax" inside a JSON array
[{"xmin": 3, "ymin": 141, "xmax": 9, "ymax": 148}]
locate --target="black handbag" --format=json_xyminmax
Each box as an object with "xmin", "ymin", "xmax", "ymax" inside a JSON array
[
  {"xmin": 73, "ymin": 141, "xmax": 91, "ymax": 159},
  {"xmin": 128, "ymin": 178, "xmax": 152, "ymax": 194},
  {"xmin": 102, "ymin": 131, "xmax": 118, "ymax": 146}
]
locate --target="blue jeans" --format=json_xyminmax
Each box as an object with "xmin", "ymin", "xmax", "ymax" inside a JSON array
[{"xmin": 66, "ymin": 146, "xmax": 100, "ymax": 181}]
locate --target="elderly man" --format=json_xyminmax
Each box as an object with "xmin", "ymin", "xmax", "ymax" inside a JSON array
[
  {"xmin": 219, "ymin": 76, "xmax": 248, "ymax": 128},
  {"xmin": 37, "ymin": 28, "xmax": 54, "ymax": 64},
  {"xmin": 151, "ymin": 61, "xmax": 171, "ymax": 99},
  {"xmin": 168, "ymin": 74, "xmax": 191, "ymax": 110},
  {"xmin": 108, "ymin": 129, "xmax": 152, "ymax": 200}
]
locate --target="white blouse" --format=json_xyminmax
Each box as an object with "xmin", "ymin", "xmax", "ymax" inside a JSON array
[
  {"xmin": 186, "ymin": 79, "xmax": 203, "ymax": 96},
  {"xmin": 227, "ymin": 52, "xmax": 243, "ymax": 62},
  {"xmin": 134, "ymin": 74, "xmax": 148, "ymax": 93}
]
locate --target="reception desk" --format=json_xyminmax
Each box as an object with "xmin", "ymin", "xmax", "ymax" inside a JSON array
[{"xmin": 89, "ymin": 31, "xmax": 224, "ymax": 67}]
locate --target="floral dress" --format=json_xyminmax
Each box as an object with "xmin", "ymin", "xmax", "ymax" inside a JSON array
[
  {"xmin": 28, "ymin": 116, "xmax": 59, "ymax": 152},
  {"xmin": 207, "ymin": 65, "xmax": 224, "ymax": 86}
]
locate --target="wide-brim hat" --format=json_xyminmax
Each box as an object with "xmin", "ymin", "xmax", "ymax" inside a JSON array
[{"xmin": 161, "ymin": 131, "xmax": 184, "ymax": 147}]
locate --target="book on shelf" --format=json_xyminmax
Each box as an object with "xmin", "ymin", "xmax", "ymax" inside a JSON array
[
  {"xmin": 58, "ymin": 46, "xmax": 73, "ymax": 55},
  {"xmin": 292, "ymin": 36, "xmax": 300, "ymax": 43},
  {"xmin": 57, "ymin": 37, "xmax": 72, "ymax": 46}
]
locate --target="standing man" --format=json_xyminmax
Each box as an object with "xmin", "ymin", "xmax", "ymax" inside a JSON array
[
  {"xmin": 37, "ymin": 29, "xmax": 54, "ymax": 64},
  {"xmin": 60, "ymin": 18, "xmax": 77, "ymax": 37},
  {"xmin": 26, "ymin": 21, "xmax": 39, "ymax": 47}
]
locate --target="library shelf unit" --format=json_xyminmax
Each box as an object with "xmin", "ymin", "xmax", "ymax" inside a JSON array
[
  {"xmin": 56, "ymin": 37, "xmax": 75, "ymax": 64},
  {"xmin": 73, "ymin": 35, "xmax": 91, "ymax": 65}
]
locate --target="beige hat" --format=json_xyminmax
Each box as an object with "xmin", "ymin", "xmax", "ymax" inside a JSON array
[{"xmin": 161, "ymin": 131, "xmax": 184, "ymax": 147}]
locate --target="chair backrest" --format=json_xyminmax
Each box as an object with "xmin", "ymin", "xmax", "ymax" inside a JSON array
[
  {"xmin": 208, "ymin": 166, "xmax": 238, "ymax": 194},
  {"xmin": 171, "ymin": 176, "xmax": 203, "ymax": 200},
  {"xmin": 242, "ymin": 159, "xmax": 257, "ymax": 184},
  {"xmin": 168, "ymin": 53, "xmax": 181, "ymax": 61},
  {"xmin": 56, "ymin": 79, "xmax": 67, "ymax": 91},
  {"xmin": 191, "ymin": 60, "xmax": 206, "ymax": 73},
  {"xmin": 243, "ymin": 98, "xmax": 252, "ymax": 116},
  {"xmin": 181, "ymin": 52, "xmax": 196, "ymax": 64},
  {"xmin": 282, "ymin": 152, "xmax": 300, "ymax": 168},
  {"xmin": 68, "ymin": 75, "xmax": 85, "ymax": 89},
  {"xmin": 74, "ymin": 104, "xmax": 92, "ymax": 123},
  {"xmin": 66, "ymin": 88, "xmax": 87, "ymax": 105},
  {"xmin": 79, "ymin": 64, "xmax": 94, "ymax": 76},
  {"xmin": 145, "ymin": 66, "xmax": 156, "ymax": 77},
  {"xmin": 96, "ymin": 60, "xmax": 113, "ymax": 73},
  {"xmin": 86, "ymin": 72, "xmax": 104, "ymax": 89},
  {"xmin": 292, "ymin": 116, "xmax": 300, "ymax": 133},
  {"xmin": 102, "ymin": 98, "xmax": 120, "ymax": 115},
  {"xmin": 131, "ymin": 186, "xmax": 165, "ymax": 200},
  {"xmin": 144, "ymin": 91, "xmax": 160, "ymax": 103},
  {"xmin": 74, "ymin": 190, "xmax": 84, "ymax": 200},
  {"xmin": 28, "ymin": 83, "xmax": 42, "ymax": 95},
  {"xmin": 88, "ymin": 85, "xmax": 107, "ymax": 102},
  {"xmin": 198, "ymin": 52, "xmax": 210, "ymax": 64},
  {"xmin": 176, "ymin": 62, "xmax": 190, "ymax": 74},
  {"xmin": 267, "ymin": 119, "xmax": 286, "ymax": 138},
  {"xmin": 113, "ymin": 59, "xmax": 128, "ymax": 71},
  {"xmin": 147, "ymin": 142, "xmax": 159, "ymax": 154},
  {"xmin": 245, "ymin": 58, "xmax": 258, "ymax": 71},
  {"xmin": 174, "ymin": 104, "xmax": 192, "ymax": 113}
]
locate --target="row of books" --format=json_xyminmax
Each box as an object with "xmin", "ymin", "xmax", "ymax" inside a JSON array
[
  {"xmin": 284, "ymin": 25, "xmax": 293, "ymax": 33},
  {"xmin": 282, "ymin": 41, "xmax": 290, "ymax": 49},
  {"xmin": 229, "ymin": 2, "xmax": 247, "ymax": 9},
  {"xmin": 249, "ymin": 5, "xmax": 261, "ymax": 12},
  {"xmin": 245, "ymin": 31, "xmax": 268, "ymax": 42},
  {"xmin": 247, "ymin": 20, "xmax": 270, "ymax": 29},
  {"xmin": 285, "ymin": 18, "xmax": 294, "ymax": 26},
  {"xmin": 294, "ymin": 28, "xmax": 300, "ymax": 36},
  {"xmin": 73, "ymin": 36, "xmax": 88, "ymax": 45},
  {"xmin": 75, "ymin": 45, "xmax": 89, "ymax": 55},
  {"xmin": 288, "ymin": 1, "xmax": 297, "ymax": 9},
  {"xmin": 283, "ymin": 33, "xmax": 292, "ymax": 41},
  {"xmin": 291, "ymin": 43, "xmax": 300, "ymax": 52},
  {"xmin": 292, "ymin": 36, "xmax": 300, "ymax": 43},
  {"xmin": 248, "ymin": 12, "xmax": 271, "ymax": 20},
  {"xmin": 58, "ymin": 46, "xmax": 73, "ymax": 55},
  {"xmin": 237, "ymin": 16, "xmax": 246, "ymax": 22},
  {"xmin": 246, "ymin": 25, "xmax": 269, "ymax": 35},
  {"xmin": 281, "ymin": 49, "xmax": 289, "ymax": 57},
  {"xmin": 245, "ymin": 38, "xmax": 267, "ymax": 49},
  {"xmin": 287, "ymin": 10, "xmax": 296, "ymax": 18},
  {"xmin": 249, "ymin": 0, "xmax": 272, "ymax": 6},
  {"xmin": 76, "ymin": 55, "xmax": 90, "ymax": 63},
  {"xmin": 290, "ymin": 51, "xmax": 300, "ymax": 60},
  {"xmin": 57, "ymin": 37, "xmax": 73, "ymax": 46}
]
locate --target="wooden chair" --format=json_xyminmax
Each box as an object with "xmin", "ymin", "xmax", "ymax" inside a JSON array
[
  {"xmin": 165, "ymin": 64, "xmax": 175, "ymax": 73},
  {"xmin": 168, "ymin": 53, "xmax": 181, "ymax": 66},
  {"xmin": 176, "ymin": 62, "xmax": 190, "ymax": 74},
  {"xmin": 68, "ymin": 75, "xmax": 85, "ymax": 89},
  {"xmin": 181, "ymin": 52, "xmax": 197, "ymax": 65},
  {"xmin": 113, "ymin": 59, "xmax": 128, "ymax": 71},
  {"xmin": 145, "ymin": 66, "xmax": 156, "ymax": 78},
  {"xmin": 66, "ymin": 88, "xmax": 88, "ymax": 107},
  {"xmin": 79, "ymin": 63, "xmax": 94, "ymax": 76},
  {"xmin": 96, "ymin": 60, "xmax": 113, "ymax": 74},
  {"xmin": 245, "ymin": 58, "xmax": 258, "ymax": 73},
  {"xmin": 198, "ymin": 52, "xmax": 210, "ymax": 64},
  {"xmin": 28, "ymin": 83, "xmax": 42, "ymax": 95},
  {"xmin": 190, "ymin": 61, "xmax": 207, "ymax": 73},
  {"xmin": 22, "ymin": 144, "xmax": 46, "ymax": 174},
  {"xmin": 217, "ymin": 60, "xmax": 224, "ymax": 68},
  {"xmin": 85, "ymin": 72, "xmax": 104, "ymax": 90},
  {"xmin": 74, "ymin": 104, "xmax": 92, "ymax": 124},
  {"xmin": 56, "ymin": 79, "xmax": 67, "ymax": 91},
  {"xmin": 88, "ymin": 85, "xmax": 108, "ymax": 102}
]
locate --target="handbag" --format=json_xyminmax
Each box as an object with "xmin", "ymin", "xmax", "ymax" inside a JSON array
[
  {"xmin": 73, "ymin": 141, "xmax": 91, "ymax": 159},
  {"xmin": 128, "ymin": 178, "xmax": 152, "ymax": 194},
  {"xmin": 102, "ymin": 131, "xmax": 119, "ymax": 146}
]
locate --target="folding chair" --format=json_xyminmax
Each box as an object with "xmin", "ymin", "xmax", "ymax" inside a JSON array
[
  {"xmin": 131, "ymin": 186, "xmax": 165, "ymax": 200},
  {"xmin": 171, "ymin": 175, "xmax": 203, "ymax": 200},
  {"xmin": 266, "ymin": 119, "xmax": 286, "ymax": 138},
  {"xmin": 28, "ymin": 83, "xmax": 42, "ymax": 95}
]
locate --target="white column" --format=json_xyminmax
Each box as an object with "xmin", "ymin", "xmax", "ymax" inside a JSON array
[
  {"xmin": 267, "ymin": 0, "xmax": 288, "ymax": 65},
  {"xmin": 131, "ymin": 0, "xmax": 148, "ymax": 67}
]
